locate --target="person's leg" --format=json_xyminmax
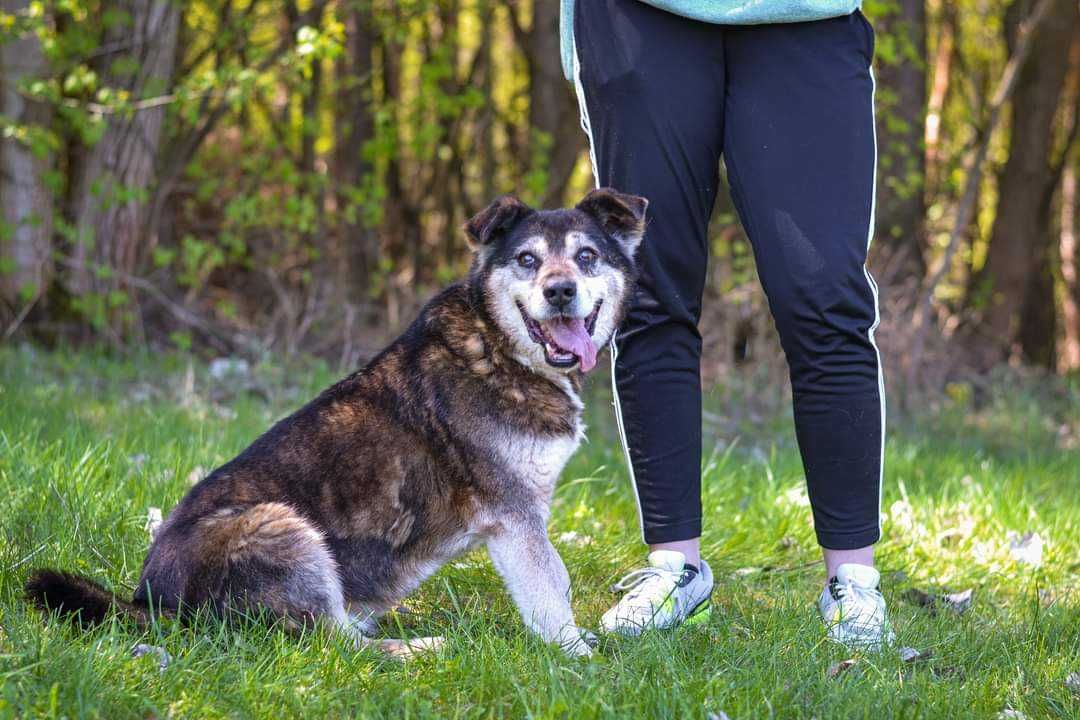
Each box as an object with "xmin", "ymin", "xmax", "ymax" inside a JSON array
[
  {"xmin": 573, "ymin": 0, "xmax": 723, "ymax": 555},
  {"xmin": 572, "ymin": 0, "xmax": 722, "ymax": 634},
  {"xmin": 721, "ymin": 12, "xmax": 884, "ymax": 572},
  {"xmin": 823, "ymin": 546, "xmax": 874, "ymax": 580}
]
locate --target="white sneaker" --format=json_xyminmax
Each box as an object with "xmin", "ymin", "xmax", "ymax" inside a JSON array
[
  {"xmin": 600, "ymin": 550, "xmax": 713, "ymax": 636},
  {"xmin": 818, "ymin": 563, "xmax": 895, "ymax": 650}
]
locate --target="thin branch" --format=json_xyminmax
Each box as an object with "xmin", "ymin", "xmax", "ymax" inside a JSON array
[
  {"xmin": 2, "ymin": 294, "xmax": 40, "ymax": 340},
  {"xmin": 58, "ymin": 92, "xmax": 181, "ymax": 115},
  {"xmin": 84, "ymin": 36, "xmax": 158, "ymax": 61}
]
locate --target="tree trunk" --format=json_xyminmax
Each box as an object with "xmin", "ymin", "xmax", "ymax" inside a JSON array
[
  {"xmin": 334, "ymin": 2, "xmax": 378, "ymax": 304},
  {"xmin": 1061, "ymin": 159, "xmax": 1080, "ymax": 370},
  {"xmin": 379, "ymin": 21, "xmax": 421, "ymax": 323},
  {"xmin": 1017, "ymin": 216, "xmax": 1058, "ymax": 367},
  {"xmin": 1056, "ymin": 41, "xmax": 1080, "ymax": 371},
  {"xmin": 520, "ymin": 0, "xmax": 584, "ymax": 208},
  {"xmin": 479, "ymin": 9, "xmax": 497, "ymax": 205},
  {"xmin": 65, "ymin": 0, "xmax": 180, "ymax": 318},
  {"xmin": 0, "ymin": 0, "xmax": 53, "ymax": 321},
  {"xmin": 872, "ymin": 0, "xmax": 927, "ymax": 277},
  {"xmin": 968, "ymin": 0, "xmax": 1078, "ymax": 368}
]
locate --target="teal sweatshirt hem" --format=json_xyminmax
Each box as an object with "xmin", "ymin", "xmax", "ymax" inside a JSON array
[{"xmin": 560, "ymin": 0, "xmax": 863, "ymax": 79}]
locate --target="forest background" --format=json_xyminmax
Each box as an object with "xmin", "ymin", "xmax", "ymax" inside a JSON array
[{"xmin": 0, "ymin": 0, "xmax": 1078, "ymax": 394}]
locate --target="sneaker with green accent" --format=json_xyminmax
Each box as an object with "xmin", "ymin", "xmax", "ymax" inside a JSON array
[
  {"xmin": 600, "ymin": 550, "xmax": 713, "ymax": 636},
  {"xmin": 818, "ymin": 563, "xmax": 895, "ymax": 650}
]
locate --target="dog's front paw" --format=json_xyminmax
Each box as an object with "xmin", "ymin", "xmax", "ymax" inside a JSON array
[
  {"xmin": 579, "ymin": 628, "xmax": 599, "ymax": 648},
  {"xmin": 556, "ymin": 627, "xmax": 595, "ymax": 657}
]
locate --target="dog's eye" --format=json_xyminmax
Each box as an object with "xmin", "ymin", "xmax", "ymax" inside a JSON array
[
  {"xmin": 576, "ymin": 248, "xmax": 598, "ymax": 265},
  {"xmin": 517, "ymin": 252, "xmax": 538, "ymax": 269}
]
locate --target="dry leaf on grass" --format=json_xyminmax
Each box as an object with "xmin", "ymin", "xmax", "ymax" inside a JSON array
[
  {"xmin": 903, "ymin": 588, "xmax": 935, "ymax": 607},
  {"xmin": 930, "ymin": 665, "xmax": 965, "ymax": 680},
  {"xmin": 903, "ymin": 587, "xmax": 972, "ymax": 614},
  {"xmin": 943, "ymin": 588, "xmax": 973, "ymax": 612},
  {"xmin": 131, "ymin": 643, "xmax": 171, "ymax": 671},
  {"xmin": 898, "ymin": 647, "xmax": 932, "ymax": 663},
  {"xmin": 827, "ymin": 658, "xmax": 858, "ymax": 678},
  {"xmin": 730, "ymin": 624, "xmax": 752, "ymax": 638}
]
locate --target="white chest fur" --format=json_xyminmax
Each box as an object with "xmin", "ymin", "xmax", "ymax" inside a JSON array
[
  {"xmin": 493, "ymin": 418, "xmax": 584, "ymax": 495},
  {"xmin": 490, "ymin": 376, "xmax": 585, "ymax": 495}
]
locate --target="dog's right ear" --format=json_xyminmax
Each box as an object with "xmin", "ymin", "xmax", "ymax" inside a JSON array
[{"xmin": 463, "ymin": 195, "xmax": 534, "ymax": 250}]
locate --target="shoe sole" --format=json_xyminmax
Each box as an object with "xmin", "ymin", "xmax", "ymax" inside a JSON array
[
  {"xmin": 683, "ymin": 598, "xmax": 711, "ymax": 627},
  {"xmin": 824, "ymin": 624, "xmax": 895, "ymax": 651},
  {"xmin": 604, "ymin": 597, "xmax": 713, "ymax": 636}
]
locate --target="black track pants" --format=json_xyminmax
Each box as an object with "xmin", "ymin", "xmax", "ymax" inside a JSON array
[{"xmin": 572, "ymin": 0, "xmax": 884, "ymax": 550}]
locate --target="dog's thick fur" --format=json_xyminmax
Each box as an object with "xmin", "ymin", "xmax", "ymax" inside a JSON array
[{"xmin": 26, "ymin": 188, "xmax": 646, "ymax": 657}]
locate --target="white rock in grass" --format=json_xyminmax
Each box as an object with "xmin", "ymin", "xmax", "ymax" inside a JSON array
[
  {"xmin": 707, "ymin": 712, "xmax": 732, "ymax": 720},
  {"xmin": 996, "ymin": 710, "xmax": 1026, "ymax": 720},
  {"xmin": 131, "ymin": 643, "xmax": 171, "ymax": 671},
  {"xmin": 145, "ymin": 507, "xmax": 163, "ymax": 541},
  {"xmin": 1007, "ymin": 531, "xmax": 1044, "ymax": 567},
  {"xmin": 1066, "ymin": 672, "xmax": 1080, "ymax": 695}
]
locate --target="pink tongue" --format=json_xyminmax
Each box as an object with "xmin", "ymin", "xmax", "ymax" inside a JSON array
[{"xmin": 544, "ymin": 317, "xmax": 598, "ymax": 372}]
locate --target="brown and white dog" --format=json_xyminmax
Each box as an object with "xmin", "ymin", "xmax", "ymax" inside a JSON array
[{"xmin": 26, "ymin": 188, "xmax": 647, "ymax": 657}]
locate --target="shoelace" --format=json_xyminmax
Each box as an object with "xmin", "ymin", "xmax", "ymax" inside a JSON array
[
  {"xmin": 829, "ymin": 579, "xmax": 886, "ymax": 633},
  {"xmin": 830, "ymin": 578, "xmax": 885, "ymax": 607},
  {"xmin": 611, "ymin": 567, "xmax": 679, "ymax": 611}
]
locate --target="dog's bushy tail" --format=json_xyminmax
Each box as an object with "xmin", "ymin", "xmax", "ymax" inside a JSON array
[{"xmin": 25, "ymin": 569, "xmax": 154, "ymax": 629}]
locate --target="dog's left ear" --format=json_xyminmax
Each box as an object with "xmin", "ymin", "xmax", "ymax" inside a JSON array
[
  {"xmin": 576, "ymin": 188, "xmax": 648, "ymax": 259},
  {"xmin": 464, "ymin": 195, "xmax": 534, "ymax": 250}
]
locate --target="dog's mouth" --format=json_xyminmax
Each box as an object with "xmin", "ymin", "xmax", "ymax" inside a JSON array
[{"xmin": 517, "ymin": 301, "xmax": 602, "ymax": 372}]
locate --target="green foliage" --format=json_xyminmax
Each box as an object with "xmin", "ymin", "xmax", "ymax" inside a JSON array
[{"xmin": 0, "ymin": 0, "xmax": 1073, "ymax": 372}]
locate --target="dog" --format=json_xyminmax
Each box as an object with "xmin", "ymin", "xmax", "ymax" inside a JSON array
[{"xmin": 26, "ymin": 188, "xmax": 647, "ymax": 658}]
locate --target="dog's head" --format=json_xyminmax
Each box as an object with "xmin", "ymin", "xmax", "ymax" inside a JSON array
[{"xmin": 465, "ymin": 188, "xmax": 647, "ymax": 374}]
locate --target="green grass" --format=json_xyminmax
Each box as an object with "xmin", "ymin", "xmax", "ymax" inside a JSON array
[{"xmin": 1, "ymin": 345, "xmax": 1077, "ymax": 719}]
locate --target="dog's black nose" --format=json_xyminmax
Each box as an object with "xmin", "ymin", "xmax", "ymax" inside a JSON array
[{"xmin": 543, "ymin": 280, "xmax": 577, "ymax": 310}]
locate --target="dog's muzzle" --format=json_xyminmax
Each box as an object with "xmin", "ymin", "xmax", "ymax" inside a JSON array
[{"xmin": 517, "ymin": 301, "xmax": 602, "ymax": 371}]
